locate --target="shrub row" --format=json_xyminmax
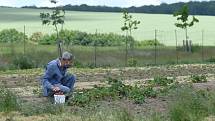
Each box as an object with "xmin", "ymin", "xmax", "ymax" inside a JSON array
[{"xmin": 0, "ymin": 29, "xmax": 165, "ymax": 47}]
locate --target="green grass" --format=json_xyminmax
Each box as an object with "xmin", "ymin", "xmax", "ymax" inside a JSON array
[
  {"xmin": 168, "ymin": 85, "xmax": 215, "ymax": 121},
  {"xmin": 0, "ymin": 87, "xmax": 20, "ymax": 112},
  {"xmin": 1, "ymin": 7, "xmax": 215, "ymax": 45},
  {"xmin": 21, "ymin": 102, "xmax": 65, "ymax": 116},
  {"xmin": 0, "ymin": 43, "xmax": 56, "ymax": 54}
]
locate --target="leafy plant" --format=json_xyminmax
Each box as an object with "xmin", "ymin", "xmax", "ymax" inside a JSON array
[
  {"xmin": 128, "ymin": 58, "xmax": 138, "ymax": 67},
  {"xmin": 190, "ymin": 75, "xmax": 207, "ymax": 83},
  {"xmin": 129, "ymin": 85, "xmax": 157, "ymax": 104},
  {"xmin": 0, "ymin": 29, "xmax": 27, "ymax": 43},
  {"xmin": 149, "ymin": 77, "xmax": 174, "ymax": 86},
  {"xmin": 0, "ymin": 29, "xmax": 28, "ymax": 55},
  {"xmin": 32, "ymin": 87, "xmax": 43, "ymax": 97},
  {"xmin": 68, "ymin": 78, "xmax": 157, "ymax": 106}
]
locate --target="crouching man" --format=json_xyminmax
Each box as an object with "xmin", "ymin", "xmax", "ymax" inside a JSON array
[{"xmin": 41, "ymin": 51, "xmax": 76, "ymax": 97}]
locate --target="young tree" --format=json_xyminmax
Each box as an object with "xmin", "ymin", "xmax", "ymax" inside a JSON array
[
  {"xmin": 173, "ymin": 5, "xmax": 199, "ymax": 45},
  {"xmin": 121, "ymin": 9, "xmax": 140, "ymax": 66},
  {"xmin": 40, "ymin": 0, "xmax": 65, "ymax": 57}
]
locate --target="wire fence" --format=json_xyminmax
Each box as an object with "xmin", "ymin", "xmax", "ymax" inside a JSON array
[{"xmin": 1, "ymin": 27, "xmax": 215, "ymax": 68}]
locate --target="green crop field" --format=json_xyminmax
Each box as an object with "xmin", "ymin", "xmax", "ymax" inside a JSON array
[{"xmin": 0, "ymin": 7, "xmax": 215, "ymax": 45}]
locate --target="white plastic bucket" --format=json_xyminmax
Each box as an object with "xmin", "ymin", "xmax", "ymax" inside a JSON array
[{"xmin": 54, "ymin": 94, "xmax": 65, "ymax": 104}]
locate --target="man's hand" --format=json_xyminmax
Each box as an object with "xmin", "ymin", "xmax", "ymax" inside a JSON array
[{"xmin": 52, "ymin": 86, "xmax": 60, "ymax": 92}]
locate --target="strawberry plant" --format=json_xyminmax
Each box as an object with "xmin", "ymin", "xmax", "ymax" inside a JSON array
[
  {"xmin": 149, "ymin": 76, "xmax": 174, "ymax": 86},
  {"xmin": 190, "ymin": 75, "xmax": 207, "ymax": 83},
  {"xmin": 68, "ymin": 78, "xmax": 158, "ymax": 106}
]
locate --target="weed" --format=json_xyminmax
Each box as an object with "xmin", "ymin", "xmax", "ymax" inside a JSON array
[{"xmin": 0, "ymin": 87, "xmax": 20, "ymax": 112}]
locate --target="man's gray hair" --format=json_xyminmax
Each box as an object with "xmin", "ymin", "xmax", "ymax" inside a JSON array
[{"xmin": 62, "ymin": 51, "xmax": 74, "ymax": 60}]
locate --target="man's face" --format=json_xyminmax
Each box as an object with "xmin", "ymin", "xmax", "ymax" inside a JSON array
[{"xmin": 62, "ymin": 59, "xmax": 72, "ymax": 68}]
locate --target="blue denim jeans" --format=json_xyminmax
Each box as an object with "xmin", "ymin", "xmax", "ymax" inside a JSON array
[{"xmin": 42, "ymin": 74, "xmax": 76, "ymax": 96}]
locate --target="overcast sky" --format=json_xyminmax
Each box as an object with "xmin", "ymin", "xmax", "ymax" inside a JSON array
[{"xmin": 0, "ymin": 0, "xmax": 210, "ymax": 7}]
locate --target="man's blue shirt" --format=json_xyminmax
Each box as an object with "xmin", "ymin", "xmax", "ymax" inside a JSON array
[{"xmin": 43, "ymin": 58, "xmax": 68, "ymax": 89}]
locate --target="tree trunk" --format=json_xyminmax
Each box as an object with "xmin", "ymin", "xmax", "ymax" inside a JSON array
[
  {"xmin": 55, "ymin": 24, "xmax": 62, "ymax": 58},
  {"xmin": 129, "ymin": 29, "xmax": 134, "ymax": 60}
]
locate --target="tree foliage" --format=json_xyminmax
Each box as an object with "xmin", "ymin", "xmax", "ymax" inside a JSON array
[
  {"xmin": 39, "ymin": 0, "xmax": 65, "ymax": 57},
  {"xmin": 173, "ymin": 5, "xmax": 199, "ymax": 29},
  {"xmin": 173, "ymin": 5, "xmax": 199, "ymax": 41},
  {"xmin": 40, "ymin": 2, "xmax": 65, "ymax": 38},
  {"xmin": 121, "ymin": 9, "xmax": 140, "ymax": 33}
]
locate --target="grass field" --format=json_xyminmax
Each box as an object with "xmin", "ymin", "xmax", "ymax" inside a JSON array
[{"xmin": 0, "ymin": 7, "xmax": 215, "ymax": 45}]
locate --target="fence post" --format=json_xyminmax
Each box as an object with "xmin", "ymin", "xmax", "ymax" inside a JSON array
[
  {"xmin": 23, "ymin": 25, "xmax": 27, "ymax": 82},
  {"xmin": 189, "ymin": 40, "xmax": 192, "ymax": 53},
  {"xmin": 154, "ymin": 29, "xmax": 157, "ymax": 65},
  {"xmin": 202, "ymin": 30, "xmax": 204, "ymax": 63},
  {"xmin": 24, "ymin": 25, "xmax": 26, "ymax": 55},
  {"xmin": 125, "ymin": 31, "xmax": 128, "ymax": 67},
  {"xmin": 94, "ymin": 29, "xmax": 97, "ymax": 68},
  {"xmin": 183, "ymin": 40, "xmax": 185, "ymax": 51},
  {"xmin": 186, "ymin": 40, "xmax": 189, "ymax": 52},
  {"xmin": 175, "ymin": 30, "xmax": 179, "ymax": 64}
]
